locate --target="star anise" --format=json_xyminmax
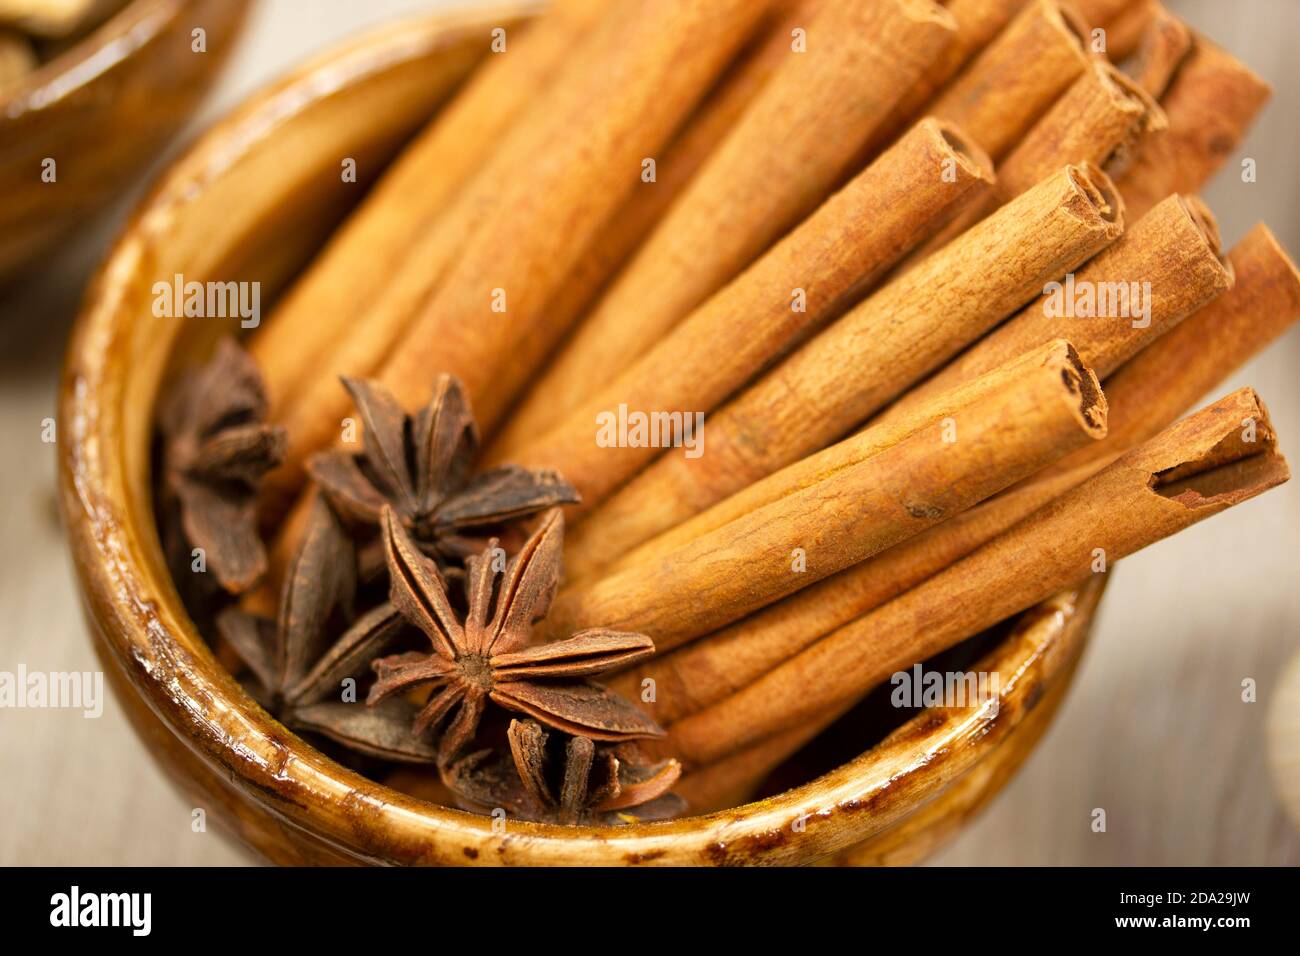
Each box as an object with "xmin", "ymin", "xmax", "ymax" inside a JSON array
[
  {"xmin": 443, "ymin": 719, "xmax": 685, "ymax": 825},
  {"xmin": 160, "ymin": 338, "xmax": 287, "ymax": 594},
  {"xmin": 306, "ymin": 374, "xmax": 578, "ymax": 574},
  {"xmin": 367, "ymin": 504, "xmax": 664, "ymax": 764},
  {"xmin": 216, "ymin": 497, "xmax": 440, "ymax": 764}
]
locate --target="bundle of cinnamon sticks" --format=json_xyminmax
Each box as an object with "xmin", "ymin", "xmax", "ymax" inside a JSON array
[{"xmin": 236, "ymin": 0, "xmax": 1296, "ymax": 813}]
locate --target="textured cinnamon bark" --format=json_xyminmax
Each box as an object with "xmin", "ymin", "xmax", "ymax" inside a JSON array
[
  {"xmin": 1127, "ymin": 3, "xmax": 1191, "ymax": 98},
  {"xmin": 1044, "ymin": 224, "xmax": 1300, "ymax": 481},
  {"xmin": 927, "ymin": 0, "xmax": 1093, "ymax": 160},
  {"xmin": 547, "ymin": 341, "xmax": 1107, "ymax": 651},
  {"xmin": 565, "ymin": 165, "xmax": 1121, "ymax": 579},
  {"xmin": 874, "ymin": 194, "xmax": 1231, "ymax": 427},
  {"xmin": 1100, "ymin": 0, "xmax": 1156, "ymax": 63},
  {"xmin": 490, "ymin": 0, "xmax": 956, "ymax": 454},
  {"xmin": 504, "ymin": 119, "xmax": 994, "ymax": 512},
  {"xmin": 613, "ymin": 226, "xmax": 1300, "ymax": 729},
  {"xmin": 602, "ymin": 340, "xmax": 1099, "ymax": 720},
  {"xmin": 859, "ymin": 0, "xmax": 1031, "ymax": 158},
  {"xmin": 1073, "ymin": 0, "xmax": 1135, "ymax": 26},
  {"xmin": 263, "ymin": 0, "xmax": 773, "ymax": 512},
  {"xmin": 486, "ymin": 0, "xmax": 826, "ymax": 444},
  {"xmin": 250, "ymin": 0, "xmax": 603, "ymax": 413},
  {"xmin": 668, "ymin": 388, "xmax": 1289, "ymax": 765},
  {"xmin": 907, "ymin": 59, "xmax": 1161, "ymax": 265},
  {"xmin": 1118, "ymin": 35, "xmax": 1272, "ymax": 221}
]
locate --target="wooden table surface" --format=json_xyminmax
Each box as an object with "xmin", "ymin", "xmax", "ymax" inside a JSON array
[{"xmin": 1, "ymin": 0, "xmax": 1297, "ymax": 867}]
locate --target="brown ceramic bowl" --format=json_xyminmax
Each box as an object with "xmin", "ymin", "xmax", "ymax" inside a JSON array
[
  {"xmin": 0, "ymin": 0, "xmax": 251, "ymax": 285},
  {"xmin": 58, "ymin": 10, "xmax": 1106, "ymax": 866}
]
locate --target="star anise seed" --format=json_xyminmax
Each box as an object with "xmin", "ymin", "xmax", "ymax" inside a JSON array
[
  {"xmin": 442, "ymin": 718, "xmax": 685, "ymax": 825},
  {"xmin": 367, "ymin": 504, "xmax": 662, "ymax": 764},
  {"xmin": 306, "ymin": 374, "xmax": 578, "ymax": 572},
  {"xmin": 216, "ymin": 497, "xmax": 438, "ymax": 763},
  {"xmin": 160, "ymin": 338, "xmax": 287, "ymax": 594}
]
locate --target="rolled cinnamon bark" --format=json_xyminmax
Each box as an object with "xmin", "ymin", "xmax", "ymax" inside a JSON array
[
  {"xmin": 858, "ymin": 0, "xmax": 1032, "ymax": 158},
  {"xmin": 874, "ymin": 194, "xmax": 1232, "ymax": 427},
  {"xmin": 264, "ymin": 0, "xmax": 774, "ymax": 510},
  {"xmin": 488, "ymin": 0, "xmax": 825, "ymax": 438},
  {"xmin": 1099, "ymin": 0, "xmax": 1156, "ymax": 63},
  {"xmin": 490, "ymin": 0, "xmax": 956, "ymax": 454},
  {"xmin": 1127, "ymin": 2, "xmax": 1189, "ymax": 97},
  {"xmin": 1044, "ymin": 223, "xmax": 1300, "ymax": 481},
  {"xmin": 612, "ymin": 225, "xmax": 1300, "ymax": 727},
  {"xmin": 250, "ymin": 0, "xmax": 604, "ymax": 413},
  {"xmin": 1118, "ymin": 35, "xmax": 1271, "ymax": 221},
  {"xmin": 548, "ymin": 340, "xmax": 1107, "ymax": 650},
  {"xmin": 905, "ymin": 59, "xmax": 1162, "ymax": 265},
  {"xmin": 1073, "ymin": 0, "xmax": 1134, "ymax": 26},
  {"xmin": 565, "ymin": 164, "xmax": 1122, "ymax": 578},
  {"xmin": 504, "ymin": 119, "xmax": 994, "ymax": 511},
  {"xmin": 927, "ymin": 0, "xmax": 1093, "ymax": 159},
  {"xmin": 602, "ymin": 340, "xmax": 1100, "ymax": 719},
  {"xmin": 669, "ymin": 388, "xmax": 1290, "ymax": 765}
]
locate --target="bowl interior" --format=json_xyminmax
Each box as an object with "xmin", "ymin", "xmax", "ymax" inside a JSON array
[{"xmin": 60, "ymin": 10, "xmax": 1101, "ymax": 865}]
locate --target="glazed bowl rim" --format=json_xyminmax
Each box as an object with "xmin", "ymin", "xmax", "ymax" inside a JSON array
[{"xmin": 57, "ymin": 7, "xmax": 1096, "ymax": 866}]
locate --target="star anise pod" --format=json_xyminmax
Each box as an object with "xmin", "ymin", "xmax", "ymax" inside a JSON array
[
  {"xmin": 367, "ymin": 504, "xmax": 663, "ymax": 764},
  {"xmin": 443, "ymin": 719, "xmax": 686, "ymax": 825},
  {"xmin": 306, "ymin": 374, "xmax": 578, "ymax": 574},
  {"xmin": 216, "ymin": 497, "xmax": 440, "ymax": 764},
  {"xmin": 160, "ymin": 338, "xmax": 287, "ymax": 594}
]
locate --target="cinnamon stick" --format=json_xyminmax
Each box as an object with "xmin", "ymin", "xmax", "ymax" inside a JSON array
[
  {"xmin": 611, "ymin": 224, "xmax": 1300, "ymax": 727},
  {"xmin": 1126, "ymin": 2, "xmax": 1189, "ymax": 97},
  {"xmin": 565, "ymin": 164, "xmax": 1122, "ymax": 578},
  {"xmin": 250, "ymin": 0, "xmax": 605, "ymax": 413},
  {"xmin": 873, "ymin": 193, "xmax": 1232, "ymax": 427},
  {"xmin": 490, "ymin": 0, "xmax": 957, "ymax": 453},
  {"xmin": 858, "ymin": 0, "xmax": 1032, "ymax": 158},
  {"xmin": 1072, "ymin": 0, "xmax": 1134, "ymax": 26},
  {"xmin": 927, "ymin": 0, "xmax": 1093, "ymax": 160},
  {"xmin": 487, "ymin": 0, "xmax": 826, "ymax": 438},
  {"xmin": 265, "ymin": 0, "xmax": 774, "ymax": 509},
  {"xmin": 668, "ymin": 388, "xmax": 1290, "ymax": 766},
  {"xmin": 547, "ymin": 341, "xmax": 1107, "ymax": 651},
  {"xmin": 603, "ymin": 340, "xmax": 1101, "ymax": 720},
  {"xmin": 1099, "ymin": 0, "xmax": 1155, "ymax": 63},
  {"xmin": 1044, "ymin": 223, "xmax": 1300, "ymax": 481},
  {"xmin": 905, "ymin": 59, "xmax": 1162, "ymax": 265},
  {"xmin": 1118, "ymin": 35, "xmax": 1272, "ymax": 221},
  {"xmin": 504, "ymin": 119, "xmax": 994, "ymax": 512}
]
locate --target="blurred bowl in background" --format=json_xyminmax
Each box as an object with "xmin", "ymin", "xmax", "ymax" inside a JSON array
[{"xmin": 0, "ymin": 0, "xmax": 251, "ymax": 287}]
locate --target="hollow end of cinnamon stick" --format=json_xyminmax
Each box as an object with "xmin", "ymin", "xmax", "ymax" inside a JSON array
[
  {"xmin": 1069, "ymin": 160, "xmax": 1125, "ymax": 231},
  {"xmin": 924, "ymin": 117, "xmax": 996, "ymax": 189},
  {"xmin": 1142, "ymin": 388, "xmax": 1289, "ymax": 507},
  {"xmin": 1053, "ymin": 339, "xmax": 1109, "ymax": 437}
]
